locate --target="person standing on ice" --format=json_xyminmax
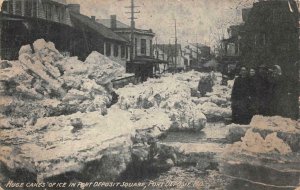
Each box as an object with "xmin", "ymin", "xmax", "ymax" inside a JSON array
[
  {"xmin": 248, "ymin": 68, "xmax": 259, "ymax": 120},
  {"xmin": 256, "ymin": 64, "xmax": 272, "ymax": 116},
  {"xmin": 231, "ymin": 67, "xmax": 251, "ymax": 124},
  {"xmin": 269, "ymin": 65, "xmax": 290, "ymax": 118}
]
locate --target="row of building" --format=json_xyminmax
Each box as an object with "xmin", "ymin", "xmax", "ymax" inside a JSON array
[{"xmin": 0, "ymin": 0, "xmax": 212, "ymax": 78}]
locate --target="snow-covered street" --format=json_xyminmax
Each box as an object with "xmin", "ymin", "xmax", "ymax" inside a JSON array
[{"xmin": 1, "ymin": 40, "xmax": 300, "ymax": 189}]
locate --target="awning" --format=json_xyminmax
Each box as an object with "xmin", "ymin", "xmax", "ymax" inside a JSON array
[{"xmin": 0, "ymin": 15, "xmax": 24, "ymax": 21}]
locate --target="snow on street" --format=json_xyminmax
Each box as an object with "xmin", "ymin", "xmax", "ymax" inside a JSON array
[{"xmin": 1, "ymin": 40, "xmax": 300, "ymax": 189}]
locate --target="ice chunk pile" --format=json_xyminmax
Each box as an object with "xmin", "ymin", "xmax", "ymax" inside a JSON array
[
  {"xmin": 228, "ymin": 129, "xmax": 292, "ymax": 154},
  {"xmin": 117, "ymin": 74, "xmax": 207, "ymax": 131},
  {"xmin": 0, "ymin": 39, "xmax": 125, "ymax": 128},
  {"xmin": 189, "ymin": 72, "xmax": 232, "ymax": 122},
  {"xmin": 224, "ymin": 116, "xmax": 300, "ymax": 155}
]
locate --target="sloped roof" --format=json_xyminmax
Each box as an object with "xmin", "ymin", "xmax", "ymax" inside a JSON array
[
  {"xmin": 69, "ymin": 12, "xmax": 128, "ymax": 43},
  {"xmin": 154, "ymin": 44, "xmax": 181, "ymax": 57},
  {"xmin": 97, "ymin": 19, "xmax": 130, "ymax": 28}
]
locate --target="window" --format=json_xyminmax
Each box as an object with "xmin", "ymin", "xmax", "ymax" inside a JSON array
[
  {"xmin": 58, "ymin": 7, "xmax": 65, "ymax": 22},
  {"xmin": 126, "ymin": 47, "xmax": 128, "ymax": 59},
  {"xmin": 15, "ymin": 1, "xmax": 22, "ymax": 15},
  {"xmin": 150, "ymin": 40, "xmax": 153, "ymax": 57},
  {"xmin": 45, "ymin": 4, "xmax": 52, "ymax": 20},
  {"xmin": 32, "ymin": 1, "xmax": 37, "ymax": 17},
  {"xmin": 135, "ymin": 38, "xmax": 137, "ymax": 56},
  {"xmin": 106, "ymin": 42, "xmax": 111, "ymax": 56},
  {"xmin": 24, "ymin": 0, "xmax": 32, "ymax": 17},
  {"xmin": 8, "ymin": 0, "xmax": 13, "ymax": 14},
  {"xmin": 141, "ymin": 39, "xmax": 146, "ymax": 54},
  {"xmin": 121, "ymin": 45, "xmax": 126, "ymax": 58},
  {"xmin": 113, "ymin": 44, "xmax": 119, "ymax": 57}
]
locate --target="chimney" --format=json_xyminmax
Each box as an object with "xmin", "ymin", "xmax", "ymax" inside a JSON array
[
  {"xmin": 91, "ymin": 16, "xmax": 96, "ymax": 21},
  {"xmin": 67, "ymin": 4, "xmax": 80, "ymax": 13},
  {"xmin": 111, "ymin": 15, "xmax": 117, "ymax": 29}
]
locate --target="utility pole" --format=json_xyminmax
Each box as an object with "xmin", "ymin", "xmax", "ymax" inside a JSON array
[
  {"xmin": 155, "ymin": 37, "xmax": 158, "ymax": 59},
  {"xmin": 174, "ymin": 19, "xmax": 178, "ymax": 72},
  {"xmin": 125, "ymin": 0, "xmax": 140, "ymax": 62}
]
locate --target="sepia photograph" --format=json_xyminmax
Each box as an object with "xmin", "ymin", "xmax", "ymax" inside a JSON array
[{"xmin": 0, "ymin": 0, "xmax": 299, "ymax": 189}]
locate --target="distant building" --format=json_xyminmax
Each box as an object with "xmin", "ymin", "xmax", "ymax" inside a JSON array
[
  {"xmin": 0, "ymin": 0, "xmax": 129, "ymax": 65},
  {"xmin": 98, "ymin": 15, "xmax": 167, "ymax": 80},
  {"xmin": 69, "ymin": 12, "xmax": 129, "ymax": 66},
  {"xmin": 183, "ymin": 43, "xmax": 211, "ymax": 70},
  {"xmin": 98, "ymin": 15, "xmax": 154, "ymax": 59},
  {"xmin": 153, "ymin": 44, "xmax": 184, "ymax": 71}
]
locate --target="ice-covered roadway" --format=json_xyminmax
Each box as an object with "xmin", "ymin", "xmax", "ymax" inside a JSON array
[{"xmin": 1, "ymin": 39, "xmax": 300, "ymax": 190}]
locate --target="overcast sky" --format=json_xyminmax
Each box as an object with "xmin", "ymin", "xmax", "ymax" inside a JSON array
[
  {"xmin": 0, "ymin": 0, "xmax": 258, "ymax": 47},
  {"xmin": 67, "ymin": 0, "xmax": 256, "ymax": 47}
]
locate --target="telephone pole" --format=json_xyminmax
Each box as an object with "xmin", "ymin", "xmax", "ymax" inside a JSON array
[
  {"xmin": 174, "ymin": 19, "xmax": 178, "ymax": 72},
  {"xmin": 125, "ymin": 0, "xmax": 140, "ymax": 62}
]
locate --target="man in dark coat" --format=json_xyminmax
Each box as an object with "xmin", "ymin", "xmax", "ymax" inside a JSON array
[
  {"xmin": 231, "ymin": 67, "xmax": 251, "ymax": 124},
  {"xmin": 256, "ymin": 65, "xmax": 272, "ymax": 116}
]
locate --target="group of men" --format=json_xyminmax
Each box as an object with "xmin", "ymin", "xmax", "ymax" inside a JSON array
[{"xmin": 231, "ymin": 65, "xmax": 299, "ymax": 124}]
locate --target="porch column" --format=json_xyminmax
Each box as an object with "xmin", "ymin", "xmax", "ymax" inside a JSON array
[
  {"xmin": 111, "ymin": 43, "xmax": 114, "ymax": 57},
  {"xmin": 104, "ymin": 42, "xmax": 106, "ymax": 56}
]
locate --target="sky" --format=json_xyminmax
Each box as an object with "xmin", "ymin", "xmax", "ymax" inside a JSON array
[
  {"xmin": 66, "ymin": 0, "xmax": 256, "ymax": 47},
  {"xmin": 68, "ymin": 0, "xmax": 254, "ymax": 46},
  {"xmin": 0, "ymin": 0, "xmax": 257, "ymax": 47}
]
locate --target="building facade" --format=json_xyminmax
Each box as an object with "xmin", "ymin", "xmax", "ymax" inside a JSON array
[
  {"xmin": 98, "ymin": 15, "xmax": 168, "ymax": 80},
  {"xmin": 183, "ymin": 43, "xmax": 211, "ymax": 70},
  {"xmin": 1, "ymin": 0, "xmax": 72, "ymax": 26},
  {"xmin": 153, "ymin": 44, "xmax": 184, "ymax": 71},
  {"xmin": 98, "ymin": 15, "xmax": 155, "ymax": 60},
  {"xmin": 222, "ymin": 0, "xmax": 299, "ymax": 119},
  {"xmin": 0, "ymin": 0, "xmax": 129, "ymax": 65}
]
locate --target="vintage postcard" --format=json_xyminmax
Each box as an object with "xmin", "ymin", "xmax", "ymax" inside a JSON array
[{"xmin": 0, "ymin": 0, "xmax": 299, "ymax": 189}]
